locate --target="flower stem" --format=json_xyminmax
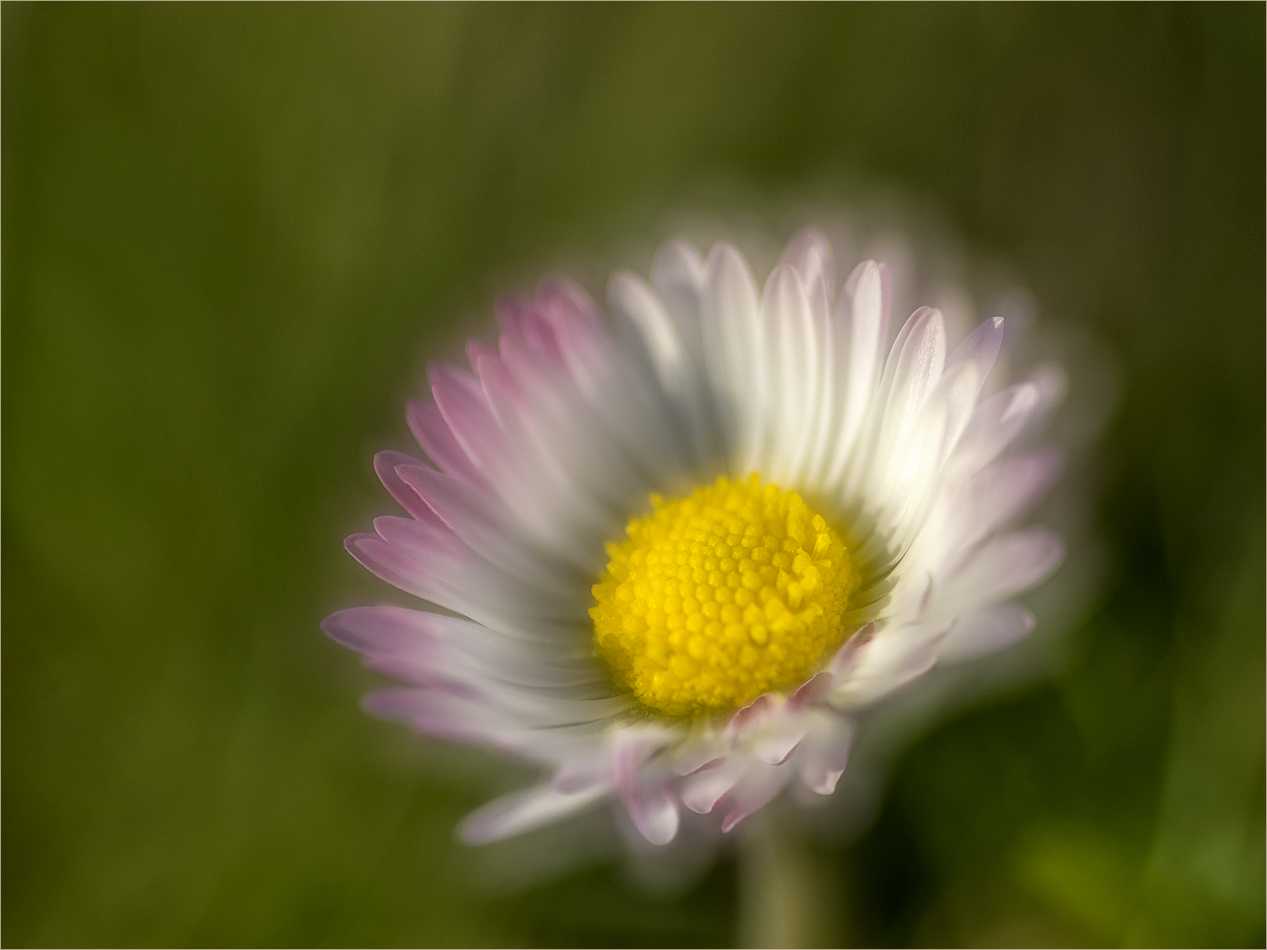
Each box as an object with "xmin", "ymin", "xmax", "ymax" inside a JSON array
[{"xmin": 737, "ymin": 813, "xmax": 844, "ymax": 948}]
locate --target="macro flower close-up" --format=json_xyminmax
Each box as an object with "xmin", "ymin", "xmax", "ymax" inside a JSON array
[
  {"xmin": 6, "ymin": 5, "xmax": 1262, "ymax": 948},
  {"xmin": 325, "ymin": 229, "xmax": 1065, "ymax": 849}
]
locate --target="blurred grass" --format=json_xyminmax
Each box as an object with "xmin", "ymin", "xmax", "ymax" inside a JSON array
[{"xmin": 3, "ymin": 4, "xmax": 1262, "ymax": 947}]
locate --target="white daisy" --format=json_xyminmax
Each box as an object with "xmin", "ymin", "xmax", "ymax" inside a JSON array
[{"xmin": 324, "ymin": 228, "xmax": 1065, "ymax": 847}]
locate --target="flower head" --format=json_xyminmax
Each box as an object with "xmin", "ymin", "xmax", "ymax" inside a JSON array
[{"xmin": 324, "ymin": 228, "xmax": 1065, "ymax": 847}]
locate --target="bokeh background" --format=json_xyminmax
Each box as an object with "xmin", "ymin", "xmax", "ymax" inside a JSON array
[{"xmin": 4, "ymin": 4, "xmax": 1263, "ymax": 947}]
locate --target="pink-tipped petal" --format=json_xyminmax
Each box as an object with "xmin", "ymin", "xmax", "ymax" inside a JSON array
[
  {"xmin": 725, "ymin": 692, "xmax": 779, "ymax": 738},
  {"xmin": 345, "ymin": 532, "xmax": 441, "ymax": 603},
  {"xmin": 753, "ymin": 723, "xmax": 808, "ymax": 767},
  {"xmin": 406, "ymin": 400, "xmax": 487, "ymax": 488},
  {"xmin": 830, "ymin": 621, "xmax": 950, "ymax": 709},
  {"xmin": 948, "ymin": 316, "xmax": 1004, "ymax": 383},
  {"xmin": 671, "ymin": 732, "xmax": 730, "ymax": 776},
  {"xmin": 682, "ymin": 761, "xmax": 742, "ymax": 815},
  {"xmin": 612, "ymin": 729, "xmax": 680, "ymax": 845},
  {"xmin": 721, "ymin": 765, "xmax": 790, "ymax": 833},
  {"xmin": 374, "ymin": 451, "xmax": 445, "ymax": 526},
  {"xmin": 395, "ymin": 462, "xmax": 580, "ymax": 597},
  {"xmin": 827, "ymin": 623, "xmax": 879, "ymax": 680},
  {"xmin": 781, "ymin": 227, "xmax": 835, "ymax": 322},
  {"xmin": 798, "ymin": 716, "xmax": 855, "ymax": 795},
  {"xmin": 788, "ymin": 670, "xmax": 835, "ymax": 711}
]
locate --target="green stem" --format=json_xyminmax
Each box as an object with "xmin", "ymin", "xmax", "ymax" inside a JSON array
[{"xmin": 737, "ymin": 813, "xmax": 844, "ymax": 948}]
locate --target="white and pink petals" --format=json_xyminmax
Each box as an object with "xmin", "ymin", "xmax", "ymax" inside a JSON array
[
  {"xmin": 612, "ymin": 726, "xmax": 681, "ymax": 845},
  {"xmin": 701, "ymin": 243, "xmax": 767, "ymax": 474},
  {"xmin": 827, "ymin": 622, "xmax": 879, "ymax": 679},
  {"xmin": 346, "ymin": 531, "xmax": 568, "ymax": 645},
  {"xmin": 781, "ymin": 227, "xmax": 835, "ymax": 325},
  {"xmin": 828, "ymin": 619, "xmax": 952, "ymax": 710},
  {"xmin": 946, "ymin": 315, "xmax": 1005, "ymax": 387},
  {"xmin": 609, "ymin": 270, "xmax": 692, "ymax": 403},
  {"xmin": 720, "ymin": 760, "xmax": 793, "ymax": 833},
  {"xmin": 610, "ymin": 269, "xmax": 716, "ymax": 471},
  {"xmin": 854, "ymin": 306, "xmax": 947, "ymax": 514},
  {"xmin": 392, "ymin": 461, "xmax": 584, "ymax": 599},
  {"xmin": 495, "ymin": 292, "xmax": 563, "ymax": 363},
  {"xmin": 823, "ymin": 260, "xmax": 891, "ymax": 490},
  {"xmin": 542, "ymin": 280, "xmax": 689, "ymax": 477},
  {"xmin": 459, "ymin": 781, "xmax": 614, "ymax": 845},
  {"xmin": 323, "ymin": 606, "xmax": 596, "ymax": 690},
  {"xmin": 429, "ymin": 363, "xmax": 571, "ymax": 555},
  {"xmin": 938, "ymin": 602, "xmax": 1037, "ymax": 662},
  {"xmin": 364, "ymin": 685, "xmax": 623, "ymax": 767},
  {"xmin": 406, "ymin": 399, "xmax": 490, "ymax": 489},
  {"xmin": 371, "ymin": 450, "xmax": 447, "ymax": 527},
  {"xmin": 495, "ymin": 329, "xmax": 648, "ymax": 511},
  {"xmin": 761, "ymin": 263, "xmax": 821, "ymax": 485},
  {"xmin": 331, "ymin": 228, "xmax": 1068, "ymax": 850},
  {"xmin": 787, "ymin": 670, "xmax": 835, "ymax": 711},
  {"xmin": 724, "ymin": 692, "xmax": 809, "ymax": 766},
  {"xmin": 948, "ymin": 370, "xmax": 1063, "ymax": 478},
  {"xmin": 370, "ymin": 515, "xmax": 573, "ymax": 622},
  {"xmin": 473, "ymin": 346, "xmax": 617, "ymax": 538},
  {"xmin": 682, "ymin": 757, "xmax": 745, "ymax": 816},
  {"xmin": 651, "ymin": 239, "xmax": 710, "ymax": 365},
  {"xmin": 942, "ymin": 449, "xmax": 1063, "ymax": 558},
  {"xmin": 933, "ymin": 527, "xmax": 1065, "ymax": 618},
  {"xmin": 670, "ymin": 729, "xmax": 730, "ymax": 777},
  {"xmin": 795, "ymin": 710, "xmax": 856, "ymax": 795},
  {"xmin": 552, "ymin": 748, "xmax": 616, "ymax": 794},
  {"xmin": 363, "ymin": 687, "xmax": 511, "ymax": 745},
  {"xmin": 930, "ymin": 314, "xmax": 1005, "ymax": 465}
]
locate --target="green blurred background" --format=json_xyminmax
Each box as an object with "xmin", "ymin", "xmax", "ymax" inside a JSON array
[{"xmin": 4, "ymin": 4, "xmax": 1263, "ymax": 947}]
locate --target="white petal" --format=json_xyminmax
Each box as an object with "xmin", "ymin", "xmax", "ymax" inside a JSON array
[
  {"xmin": 797, "ymin": 713, "xmax": 855, "ymax": 795},
  {"xmin": 609, "ymin": 272, "xmax": 691, "ymax": 404},
  {"xmin": 346, "ymin": 529, "xmax": 574, "ymax": 644},
  {"xmin": 681, "ymin": 759, "xmax": 742, "ymax": 815},
  {"xmin": 372, "ymin": 516, "xmax": 574, "ymax": 620},
  {"xmin": 950, "ymin": 369, "xmax": 1062, "ymax": 476},
  {"xmin": 323, "ymin": 606, "xmax": 597, "ymax": 691},
  {"xmin": 702, "ymin": 243, "xmax": 766, "ymax": 471},
  {"xmin": 949, "ymin": 450, "xmax": 1064, "ymax": 554},
  {"xmin": 721, "ymin": 763, "xmax": 791, "ymax": 833},
  {"xmin": 459, "ymin": 782, "xmax": 612, "ymax": 844},
  {"xmin": 824, "ymin": 260, "xmax": 890, "ymax": 488},
  {"xmin": 613, "ymin": 728, "xmax": 681, "ymax": 845},
  {"xmin": 939, "ymin": 603, "xmax": 1036, "ymax": 661},
  {"xmin": 430, "ymin": 363, "xmax": 585, "ymax": 559},
  {"xmin": 861, "ymin": 307, "xmax": 947, "ymax": 505},
  {"xmin": 474, "ymin": 345, "xmax": 620, "ymax": 536},
  {"xmin": 829, "ymin": 620, "xmax": 951, "ymax": 709},
  {"xmin": 372, "ymin": 450, "xmax": 447, "ymax": 527},
  {"xmin": 781, "ymin": 226, "xmax": 835, "ymax": 311},
  {"xmin": 938, "ymin": 528, "xmax": 1065, "ymax": 615},
  {"xmin": 394, "ymin": 461, "xmax": 584, "ymax": 597},
  {"xmin": 763, "ymin": 264, "xmax": 820, "ymax": 484},
  {"xmin": 406, "ymin": 400, "xmax": 489, "ymax": 488},
  {"xmin": 752, "ymin": 721, "xmax": 808, "ymax": 767}
]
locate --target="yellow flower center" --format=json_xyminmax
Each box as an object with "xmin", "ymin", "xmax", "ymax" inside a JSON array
[{"xmin": 590, "ymin": 473, "xmax": 860, "ymax": 718}]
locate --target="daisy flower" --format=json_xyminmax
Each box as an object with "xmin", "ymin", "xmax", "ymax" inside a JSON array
[{"xmin": 324, "ymin": 228, "xmax": 1065, "ymax": 847}]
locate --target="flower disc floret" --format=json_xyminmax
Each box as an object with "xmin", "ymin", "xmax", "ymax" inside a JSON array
[{"xmin": 591, "ymin": 473, "xmax": 860, "ymax": 717}]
